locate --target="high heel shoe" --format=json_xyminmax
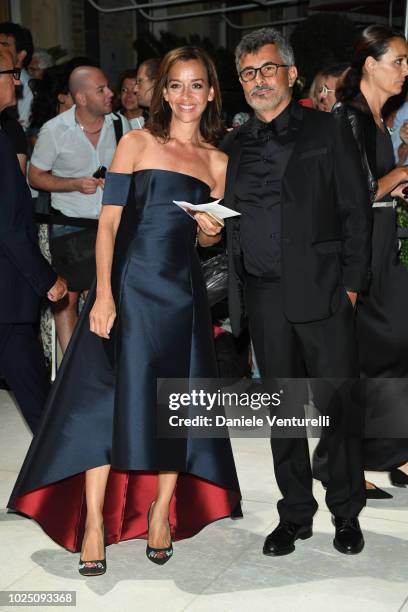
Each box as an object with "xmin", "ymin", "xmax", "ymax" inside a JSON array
[
  {"xmin": 146, "ymin": 501, "xmax": 173, "ymax": 565},
  {"xmin": 78, "ymin": 526, "xmax": 106, "ymax": 576},
  {"xmin": 322, "ymin": 481, "xmax": 393, "ymax": 499},
  {"xmin": 365, "ymin": 484, "xmax": 393, "ymax": 499},
  {"xmin": 390, "ymin": 467, "xmax": 408, "ymax": 487}
]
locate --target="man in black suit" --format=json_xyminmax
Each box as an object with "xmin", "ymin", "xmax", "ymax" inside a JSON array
[
  {"xmin": 222, "ymin": 28, "xmax": 372, "ymax": 555},
  {"xmin": 0, "ymin": 47, "xmax": 67, "ymax": 433}
]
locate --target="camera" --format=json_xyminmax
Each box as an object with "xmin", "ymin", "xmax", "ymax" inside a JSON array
[{"xmin": 93, "ymin": 165, "xmax": 107, "ymax": 179}]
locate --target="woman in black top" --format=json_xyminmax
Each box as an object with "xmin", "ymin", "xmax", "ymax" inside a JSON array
[{"xmin": 314, "ymin": 25, "xmax": 408, "ymax": 496}]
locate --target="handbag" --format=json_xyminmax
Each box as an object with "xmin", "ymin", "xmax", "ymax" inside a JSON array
[{"xmin": 201, "ymin": 253, "xmax": 228, "ymax": 307}]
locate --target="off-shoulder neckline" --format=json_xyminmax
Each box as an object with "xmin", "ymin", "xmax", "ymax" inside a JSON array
[{"xmin": 107, "ymin": 168, "xmax": 212, "ymax": 192}]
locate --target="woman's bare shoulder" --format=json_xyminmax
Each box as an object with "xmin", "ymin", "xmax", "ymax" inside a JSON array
[
  {"xmin": 121, "ymin": 128, "xmax": 153, "ymax": 146},
  {"xmin": 110, "ymin": 129, "xmax": 154, "ymax": 172}
]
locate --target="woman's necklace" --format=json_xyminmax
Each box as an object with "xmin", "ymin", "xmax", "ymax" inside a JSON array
[
  {"xmin": 371, "ymin": 112, "xmax": 385, "ymax": 132},
  {"xmin": 371, "ymin": 109, "xmax": 384, "ymax": 125}
]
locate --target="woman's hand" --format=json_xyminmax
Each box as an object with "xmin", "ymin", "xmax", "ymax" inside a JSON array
[
  {"xmin": 195, "ymin": 212, "xmax": 223, "ymax": 237},
  {"xmin": 89, "ymin": 294, "xmax": 116, "ymax": 339},
  {"xmin": 399, "ymin": 120, "xmax": 408, "ymax": 145},
  {"xmin": 390, "ymin": 182, "xmax": 408, "ymax": 200},
  {"xmin": 195, "ymin": 212, "xmax": 223, "ymax": 247}
]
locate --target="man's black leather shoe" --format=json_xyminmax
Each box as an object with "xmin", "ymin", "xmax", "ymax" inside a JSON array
[
  {"xmin": 263, "ymin": 520, "xmax": 313, "ymax": 556},
  {"xmin": 333, "ymin": 517, "xmax": 364, "ymax": 554}
]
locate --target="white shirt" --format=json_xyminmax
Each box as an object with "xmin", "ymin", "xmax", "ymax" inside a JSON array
[
  {"xmin": 391, "ymin": 101, "xmax": 408, "ymax": 166},
  {"xmin": 31, "ymin": 105, "xmax": 128, "ymax": 218},
  {"xmin": 118, "ymin": 110, "xmax": 145, "ymax": 131},
  {"xmin": 17, "ymin": 68, "xmax": 34, "ymax": 131}
]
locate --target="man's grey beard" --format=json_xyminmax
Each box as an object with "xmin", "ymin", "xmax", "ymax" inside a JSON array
[{"xmin": 245, "ymin": 85, "xmax": 287, "ymax": 112}]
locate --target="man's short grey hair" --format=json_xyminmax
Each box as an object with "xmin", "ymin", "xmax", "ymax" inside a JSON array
[
  {"xmin": 31, "ymin": 49, "xmax": 54, "ymax": 70},
  {"xmin": 235, "ymin": 27, "xmax": 295, "ymax": 73}
]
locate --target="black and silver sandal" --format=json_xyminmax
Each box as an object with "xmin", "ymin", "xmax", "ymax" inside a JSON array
[{"xmin": 146, "ymin": 501, "xmax": 173, "ymax": 565}]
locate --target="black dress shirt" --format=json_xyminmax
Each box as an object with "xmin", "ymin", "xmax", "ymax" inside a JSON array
[{"xmin": 235, "ymin": 100, "xmax": 297, "ymax": 277}]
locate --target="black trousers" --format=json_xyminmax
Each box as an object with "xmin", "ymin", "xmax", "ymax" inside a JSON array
[
  {"xmin": 245, "ymin": 276, "xmax": 365, "ymax": 525},
  {"xmin": 0, "ymin": 323, "xmax": 50, "ymax": 435}
]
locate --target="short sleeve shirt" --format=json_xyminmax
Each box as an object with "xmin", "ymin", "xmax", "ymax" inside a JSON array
[{"xmin": 31, "ymin": 105, "xmax": 128, "ymax": 219}]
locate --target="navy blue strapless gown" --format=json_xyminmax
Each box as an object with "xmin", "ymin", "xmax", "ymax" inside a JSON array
[{"xmin": 8, "ymin": 170, "xmax": 241, "ymax": 552}]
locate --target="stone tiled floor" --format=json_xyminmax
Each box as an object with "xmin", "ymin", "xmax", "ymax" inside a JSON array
[{"xmin": 1, "ymin": 390, "xmax": 407, "ymax": 612}]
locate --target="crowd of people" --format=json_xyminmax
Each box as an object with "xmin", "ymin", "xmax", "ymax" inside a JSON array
[{"xmin": 1, "ymin": 18, "xmax": 408, "ymax": 578}]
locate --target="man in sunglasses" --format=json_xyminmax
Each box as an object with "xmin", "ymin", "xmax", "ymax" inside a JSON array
[
  {"xmin": 0, "ymin": 47, "xmax": 67, "ymax": 434},
  {"xmin": 222, "ymin": 28, "xmax": 371, "ymax": 557},
  {"xmin": 315, "ymin": 64, "xmax": 348, "ymax": 113}
]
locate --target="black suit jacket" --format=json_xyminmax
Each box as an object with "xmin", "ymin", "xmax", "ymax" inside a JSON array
[
  {"xmin": 221, "ymin": 102, "xmax": 372, "ymax": 336},
  {"xmin": 0, "ymin": 131, "xmax": 57, "ymax": 323}
]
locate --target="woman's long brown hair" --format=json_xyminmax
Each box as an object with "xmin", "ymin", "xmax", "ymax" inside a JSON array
[{"xmin": 147, "ymin": 46, "xmax": 225, "ymax": 145}]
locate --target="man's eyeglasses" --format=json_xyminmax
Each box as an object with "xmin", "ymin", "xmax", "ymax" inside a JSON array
[
  {"xmin": 318, "ymin": 84, "xmax": 336, "ymax": 96},
  {"xmin": 239, "ymin": 61, "xmax": 289, "ymax": 83},
  {"xmin": 0, "ymin": 68, "xmax": 21, "ymax": 80}
]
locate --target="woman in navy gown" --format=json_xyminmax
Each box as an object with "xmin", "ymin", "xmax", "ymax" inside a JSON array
[{"xmin": 8, "ymin": 46, "xmax": 241, "ymax": 575}]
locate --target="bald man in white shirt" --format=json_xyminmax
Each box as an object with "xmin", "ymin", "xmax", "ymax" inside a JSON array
[{"xmin": 29, "ymin": 66, "xmax": 129, "ymax": 352}]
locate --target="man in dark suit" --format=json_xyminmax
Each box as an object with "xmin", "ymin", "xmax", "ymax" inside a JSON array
[
  {"xmin": 222, "ymin": 28, "xmax": 372, "ymax": 555},
  {"xmin": 0, "ymin": 47, "xmax": 67, "ymax": 433}
]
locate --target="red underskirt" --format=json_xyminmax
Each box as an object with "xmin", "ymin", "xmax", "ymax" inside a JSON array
[{"xmin": 11, "ymin": 469, "xmax": 240, "ymax": 552}]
